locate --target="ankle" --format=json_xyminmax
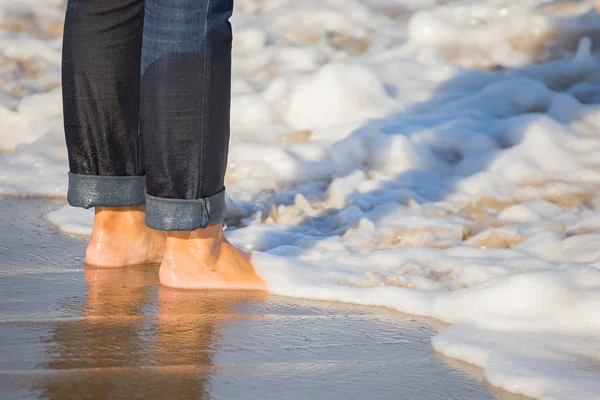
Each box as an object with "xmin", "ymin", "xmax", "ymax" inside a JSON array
[
  {"xmin": 95, "ymin": 205, "xmax": 145, "ymax": 221},
  {"xmin": 163, "ymin": 225, "xmax": 227, "ymax": 261},
  {"xmin": 166, "ymin": 225, "xmax": 225, "ymax": 246},
  {"xmin": 91, "ymin": 205, "xmax": 147, "ymax": 239},
  {"xmin": 167, "ymin": 225, "xmax": 224, "ymax": 240}
]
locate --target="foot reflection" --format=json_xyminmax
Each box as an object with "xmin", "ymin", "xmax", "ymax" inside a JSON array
[
  {"xmin": 157, "ymin": 285, "xmax": 267, "ymax": 365},
  {"xmin": 84, "ymin": 263, "xmax": 159, "ymax": 318},
  {"xmin": 36, "ymin": 264, "xmax": 266, "ymax": 399}
]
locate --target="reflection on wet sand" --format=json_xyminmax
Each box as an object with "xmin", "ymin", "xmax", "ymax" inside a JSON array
[{"xmin": 35, "ymin": 264, "xmax": 266, "ymax": 400}]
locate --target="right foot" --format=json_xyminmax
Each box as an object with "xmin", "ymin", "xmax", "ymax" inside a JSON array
[
  {"xmin": 159, "ymin": 225, "xmax": 266, "ymax": 290},
  {"xmin": 86, "ymin": 206, "xmax": 166, "ymax": 267}
]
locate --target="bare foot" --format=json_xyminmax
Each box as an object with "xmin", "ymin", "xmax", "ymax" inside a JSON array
[
  {"xmin": 86, "ymin": 206, "xmax": 166, "ymax": 267},
  {"xmin": 159, "ymin": 225, "xmax": 266, "ymax": 290}
]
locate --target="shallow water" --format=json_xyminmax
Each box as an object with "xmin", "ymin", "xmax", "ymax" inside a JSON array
[{"xmin": 0, "ymin": 199, "xmax": 527, "ymax": 400}]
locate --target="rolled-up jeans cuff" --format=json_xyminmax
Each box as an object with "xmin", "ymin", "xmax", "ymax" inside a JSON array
[
  {"xmin": 145, "ymin": 188, "xmax": 227, "ymax": 231},
  {"xmin": 67, "ymin": 172, "xmax": 145, "ymax": 208}
]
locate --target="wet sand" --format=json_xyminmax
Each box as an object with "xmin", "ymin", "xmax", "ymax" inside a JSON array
[{"xmin": 0, "ymin": 199, "xmax": 528, "ymax": 400}]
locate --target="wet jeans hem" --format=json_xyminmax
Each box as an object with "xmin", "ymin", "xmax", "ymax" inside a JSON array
[
  {"xmin": 67, "ymin": 172, "xmax": 145, "ymax": 208},
  {"xmin": 145, "ymin": 188, "xmax": 226, "ymax": 231}
]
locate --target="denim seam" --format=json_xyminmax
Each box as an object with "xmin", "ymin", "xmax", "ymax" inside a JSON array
[
  {"xmin": 201, "ymin": 200, "xmax": 209, "ymax": 228},
  {"xmin": 198, "ymin": 0, "xmax": 210, "ymax": 197}
]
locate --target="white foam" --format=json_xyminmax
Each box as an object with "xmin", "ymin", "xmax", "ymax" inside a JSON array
[
  {"xmin": 47, "ymin": 205, "xmax": 93, "ymax": 236},
  {"xmin": 3, "ymin": 0, "xmax": 600, "ymax": 398}
]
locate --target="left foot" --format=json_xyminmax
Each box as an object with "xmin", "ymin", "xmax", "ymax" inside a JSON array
[
  {"xmin": 159, "ymin": 225, "xmax": 266, "ymax": 290},
  {"xmin": 86, "ymin": 206, "xmax": 166, "ymax": 267}
]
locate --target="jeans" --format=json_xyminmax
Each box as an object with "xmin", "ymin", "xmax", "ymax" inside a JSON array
[{"xmin": 62, "ymin": 0, "xmax": 233, "ymax": 230}]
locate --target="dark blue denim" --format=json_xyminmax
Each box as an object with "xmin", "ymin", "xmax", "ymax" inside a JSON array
[{"xmin": 62, "ymin": 0, "xmax": 233, "ymax": 230}]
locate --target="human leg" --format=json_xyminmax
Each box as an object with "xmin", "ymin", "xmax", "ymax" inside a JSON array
[
  {"xmin": 62, "ymin": 0, "xmax": 165, "ymax": 267},
  {"xmin": 140, "ymin": 0, "xmax": 264, "ymax": 289}
]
